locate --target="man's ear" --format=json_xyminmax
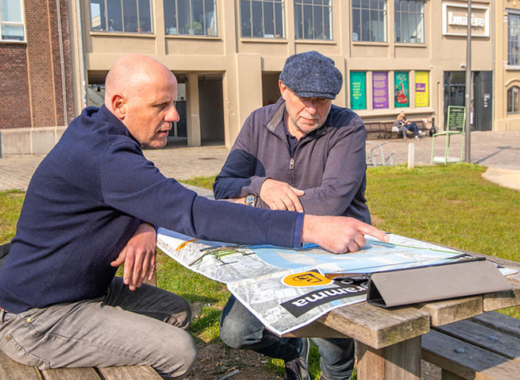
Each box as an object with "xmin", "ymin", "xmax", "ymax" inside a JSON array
[
  {"xmin": 279, "ymin": 80, "xmax": 287, "ymax": 100},
  {"xmin": 111, "ymin": 94, "xmax": 127, "ymax": 120}
]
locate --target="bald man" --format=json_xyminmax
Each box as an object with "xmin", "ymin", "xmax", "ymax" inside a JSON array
[{"xmin": 0, "ymin": 55, "xmax": 387, "ymax": 378}]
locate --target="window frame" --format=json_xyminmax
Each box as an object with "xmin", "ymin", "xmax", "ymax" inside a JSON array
[
  {"xmin": 394, "ymin": 0, "xmax": 424, "ymax": 44},
  {"xmin": 351, "ymin": 0, "xmax": 387, "ymax": 43},
  {"xmin": 294, "ymin": 0, "xmax": 332, "ymax": 41},
  {"xmin": 240, "ymin": 0, "xmax": 285, "ymax": 39},
  {"xmin": 507, "ymin": 86, "xmax": 520, "ymax": 114},
  {"xmin": 163, "ymin": 0, "xmax": 218, "ymax": 37},
  {"xmin": 507, "ymin": 9, "xmax": 520, "ymax": 67},
  {"xmin": 0, "ymin": 0, "xmax": 26, "ymax": 42},
  {"xmin": 89, "ymin": 0, "xmax": 154, "ymax": 34}
]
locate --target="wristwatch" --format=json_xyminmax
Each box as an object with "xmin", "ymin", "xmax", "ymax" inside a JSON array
[{"xmin": 245, "ymin": 194, "xmax": 257, "ymax": 207}]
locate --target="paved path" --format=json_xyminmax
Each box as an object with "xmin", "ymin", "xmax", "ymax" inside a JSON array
[{"xmin": 1, "ymin": 130, "xmax": 519, "ymax": 192}]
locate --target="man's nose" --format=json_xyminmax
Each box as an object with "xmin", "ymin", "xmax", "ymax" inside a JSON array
[
  {"xmin": 304, "ymin": 100, "xmax": 318, "ymax": 113},
  {"xmin": 166, "ymin": 106, "xmax": 180, "ymax": 123}
]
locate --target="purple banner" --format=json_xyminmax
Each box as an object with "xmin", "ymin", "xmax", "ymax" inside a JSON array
[
  {"xmin": 372, "ymin": 72, "xmax": 388, "ymax": 109},
  {"xmin": 416, "ymin": 83, "xmax": 426, "ymax": 92}
]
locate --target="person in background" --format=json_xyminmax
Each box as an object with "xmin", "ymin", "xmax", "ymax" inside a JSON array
[
  {"xmin": 396, "ymin": 111, "xmax": 424, "ymax": 139},
  {"xmin": 214, "ymin": 51, "xmax": 370, "ymax": 380}
]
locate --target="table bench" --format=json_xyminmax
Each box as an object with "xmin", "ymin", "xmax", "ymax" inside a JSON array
[
  {"xmin": 422, "ymin": 311, "xmax": 520, "ymax": 379},
  {"xmin": 0, "ymin": 242, "xmax": 162, "ymax": 380},
  {"xmin": 365, "ymin": 120, "xmax": 430, "ymax": 140},
  {"xmin": 0, "ymin": 351, "xmax": 162, "ymax": 380}
]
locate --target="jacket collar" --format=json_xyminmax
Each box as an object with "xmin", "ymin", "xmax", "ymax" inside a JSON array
[{"xmin": 265, "ymin": 97, "xmax": 330, "ymax": 139}]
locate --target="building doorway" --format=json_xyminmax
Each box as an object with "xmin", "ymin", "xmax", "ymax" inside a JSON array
[
  {"xmin": 199, "ymin": 75, "xmax": 224, "ymax": 145},
  {"xmin": 474, "ymin": 71, "xmax": 492, "ymax": 131},
  {"xmin": 443, "ymin": 71, "xmax": 493, "ymax": 132}
]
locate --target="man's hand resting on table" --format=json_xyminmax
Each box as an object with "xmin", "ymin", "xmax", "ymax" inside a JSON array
[
  {"xmin": 302, "ymin": 215, "xmax": 389, "ymax": 254},
  {"xmin": 259, "ymin": 178, "xmax": 305, "ymax": 212},
  {"xmin": 111, "ymin": 222, "xmax": 157, "ymax": 290}
]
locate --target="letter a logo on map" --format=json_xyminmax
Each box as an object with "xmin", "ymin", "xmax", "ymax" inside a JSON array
[{"xmin": 282, "ymin": 270, "xmax": 333, "ymax": 287}]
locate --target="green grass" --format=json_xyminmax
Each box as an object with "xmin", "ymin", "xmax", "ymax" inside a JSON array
[
  {"xmin": 0, "ymin": 190, "xmax": 24, "ymax": 245},
  {"xmin": 366, "ymin": 164, "xmax": 520, "ymax": 262},
  {"xmin": 1, "ymin": 164, "xmax": 519, "ymax": 380}
]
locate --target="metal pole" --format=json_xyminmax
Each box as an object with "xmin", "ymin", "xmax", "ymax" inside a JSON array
[{"xmin": 465, "ymin": 0, "xmax": 472, "ymax": 163}]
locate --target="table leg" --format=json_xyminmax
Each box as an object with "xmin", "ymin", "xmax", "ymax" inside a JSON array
[{"xmin": 356, "ymin": 336, "xmax": 422, "ymax": 380}]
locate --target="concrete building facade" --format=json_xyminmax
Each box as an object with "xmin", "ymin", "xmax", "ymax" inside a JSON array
[
  {"xmin": 0, "ymin": 0, "xmax": 75, "ymax": 155},
  {"xmin": 494, "ymin": 0, "xmax": 520, "ymax": 131},
  {"xmin": 2, "ymin": 0, "xmax": 518, "ymax": 155}
]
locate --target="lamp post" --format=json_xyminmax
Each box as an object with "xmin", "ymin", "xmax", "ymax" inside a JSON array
[{"xmin": 465, "ymin": 0, "xmax": 472, "ymax": 163}]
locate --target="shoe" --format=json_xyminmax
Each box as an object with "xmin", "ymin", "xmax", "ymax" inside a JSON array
[
  {"xmin": 415, "ymin": 135, "xmax": 420, "ymax": 140},
  {"xmin": 285, "ymin": 338, "xmax": 310, "ymax": 380}
]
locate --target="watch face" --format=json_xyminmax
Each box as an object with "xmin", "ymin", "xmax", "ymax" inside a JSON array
[{"xmin": 246, "ymin": 195, "xmax": 256, "ymax": 206}]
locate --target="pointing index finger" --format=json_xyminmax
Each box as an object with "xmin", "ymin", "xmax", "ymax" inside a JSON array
[{"xmin": 358, "ymin": 223, "xmax": 389, "ymax": 243}]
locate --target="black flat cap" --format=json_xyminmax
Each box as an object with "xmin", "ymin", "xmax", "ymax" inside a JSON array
[{"xmin": 279, "ymin": 51, "xmax": 342, "ymax": 99}]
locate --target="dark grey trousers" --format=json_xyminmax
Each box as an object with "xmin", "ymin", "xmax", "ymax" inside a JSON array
[{"xmin": 0, "ymin": 277, "xmax": 196, "ymax": 378}]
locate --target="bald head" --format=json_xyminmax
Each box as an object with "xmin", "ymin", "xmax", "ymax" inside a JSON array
[
  {"xmin": 104, "ymin": 54, "xmax": 179, "ymax": 148},
  {"xmin": 105, "ymin": 54, "xmax": 175, "ymax": 111}
]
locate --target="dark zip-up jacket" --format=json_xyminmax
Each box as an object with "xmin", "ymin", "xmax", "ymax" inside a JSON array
[
  {"xmin": 213, "ymin": 97, "xmax": 370, "ymax": 224},
  {"xmin": 0, "ymin": 106, "xmax": 302, "ymax": 314}
]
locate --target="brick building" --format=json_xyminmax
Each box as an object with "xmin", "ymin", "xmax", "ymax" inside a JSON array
[{"xmin": 0, "ymin": 0, "xmax": 74, "ymax": 155}]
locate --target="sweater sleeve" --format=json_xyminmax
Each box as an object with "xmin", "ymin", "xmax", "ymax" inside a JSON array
[
  {"xmin": 213, "ymin": 114, "xmax": 268, "ymax": 199},
  {"xmin": 298, "ymin": 116, "xmax": 368, "ymax": 217},
  {"xmin": 98, "ymin": 141, "xmax": 300, "ymax": 248}
]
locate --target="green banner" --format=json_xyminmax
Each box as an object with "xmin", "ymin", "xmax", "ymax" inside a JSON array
[
  {"xmin": 350, "ymin": 72, "xmax": 366, "ymax": 110},
  {"xmin": 394, "ymin": 72, "xmax": 409, "ymax": 108}
]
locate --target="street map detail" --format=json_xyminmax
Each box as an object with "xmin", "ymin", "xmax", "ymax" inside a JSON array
[{"xmin": 156, "ymin": 228, "xmax": 484, "ymax": 335}]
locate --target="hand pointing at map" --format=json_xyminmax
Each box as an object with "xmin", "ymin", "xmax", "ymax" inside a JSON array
[{"xmin": 301, "ymin": 215, "xmax": 389, "ymax": 254}]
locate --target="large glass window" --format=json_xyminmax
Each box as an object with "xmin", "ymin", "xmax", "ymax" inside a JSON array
[
  {"xmin": 0, "ymin": 0, "xmax": 25, "ymax": 41},
  {"xmin": 90, "ymin": 0, "xmax": 152, "ymax": 33},
  {"xmin": 164, "ymin": 0, "xmax": 217, "ymax": 36},
  {"xmin": 507, "ymin": 86, "xmax": 519, "ymax": 114},
  {"xmin": 508, "ymin": 11, "xmax": 520, "ymax": 66},
  {"xmin": 395, "ymin": 0, "xmax": 424, "ymax": 43},
  {"xmin": 240, "ymin": 0, "xmax": 284, "ymax": 38},
  {"xmin": 352, "ymin": 0, "xmax": 386, "ymax": 42},
  {"xmin": 294, "ymin": 0, "xmax": 332, "ymax": 40}
]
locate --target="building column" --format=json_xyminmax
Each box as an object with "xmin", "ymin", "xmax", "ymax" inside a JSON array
[{"xmin": 186, "ymin": 73, "xmax": 201, "ymax": 147}]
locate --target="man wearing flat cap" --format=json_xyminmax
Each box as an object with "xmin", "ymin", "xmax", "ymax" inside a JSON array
[{"xmin": 214, "ymin": 51, "xmax": 369, "ymax": 380}]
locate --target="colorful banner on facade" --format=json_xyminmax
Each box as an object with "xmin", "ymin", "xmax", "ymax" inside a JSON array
[
  {"xmin": 394, "ymin": 71, "xmax": 409, "ymax": 108},
  {"xmin": 372, "ymin": 72, "xmax": 389, "ymax": 109},
  {"xmin": 415, "ymin": 71, "xmax": 429, "ymax": 107},
  {"xmin": 350, "ymin": 72, "xmax": 367, "ymax": 110}
]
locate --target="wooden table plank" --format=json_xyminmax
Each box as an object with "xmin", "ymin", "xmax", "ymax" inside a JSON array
[
  {"xmin": 434, "ymin": 319, "xmax": 520, "ymax": 362},
  {"xmin": 42, "ymin": 367, "xmax": 100, "ymax": 380},
  {"xmin": 415, "ymin": 296, "xmax": 483, "ymax": 327},
  {"xmin": 472, "ymin": 312, "xmax": 520, "ymax": 339},
  {"xmin": 422, "ymin": 330, "xmax": 520, "ymax": 380},
  {"xmin": 98, "ymin": 365, "xmax": 162, "ymax": 380},
  {"xmin": 0, "ymin": 351, "xmax": 41, "ymax": 380},
  {"xmin": 483, "ymin": 283, "xmax": 520, "ymax": 311},
  {"xmin": 319, "ymin": 302, "xmax": 430, "ymax": 349}
]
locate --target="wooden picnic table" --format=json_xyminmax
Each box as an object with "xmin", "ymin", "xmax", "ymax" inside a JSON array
[
  {"xmin": 285, "ymin": 254, "xmax": 520, "ymax": 380},
  {"xmin": 186, "ymin": 185, "xmax": 520, "ymax": 380}
]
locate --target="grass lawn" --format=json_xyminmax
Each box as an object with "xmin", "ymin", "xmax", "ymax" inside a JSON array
[{"xmin": 1, "ymin": 163, "xmax": 519, "ymax": 379}]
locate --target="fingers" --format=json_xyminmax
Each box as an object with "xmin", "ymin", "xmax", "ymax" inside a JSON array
[
  {"xmin": 289, "ymin": 186, "xmax": 305, "ymax": 197},
  {"xmin": 357, "ymin": 223, "xmax": 389, "ymax": 243},
  {"xmin": 110, "ymin": 250, "xmax": 126, "ymax": 267},
  {"xmin": 260, "ymin": 180, "xmax": 304, "ymax": 212}
]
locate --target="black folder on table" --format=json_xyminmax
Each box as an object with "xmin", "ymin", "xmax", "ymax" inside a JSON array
[{"xmin": 366, "ymin": 259, "xmax": 512, "ymax": 308}]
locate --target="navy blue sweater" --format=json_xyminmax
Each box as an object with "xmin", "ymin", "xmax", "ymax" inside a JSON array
[{"xmin": 0, "ymin": 106, "xmax": 301, "ymax": 314}]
